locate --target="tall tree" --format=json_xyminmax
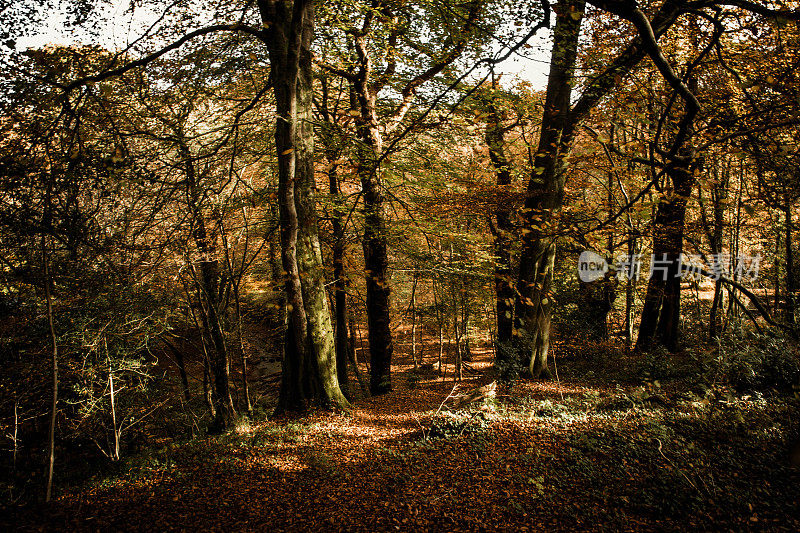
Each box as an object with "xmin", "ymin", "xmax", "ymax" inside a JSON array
[
  {"xmin": 508, "ymin": 0, "xmax": 692, "ymax": 374},
  {"xmin": 511, "ymin": 0, "xmax": 585, "ymax": 378},
  {"xmin": 261, "ymin": 0, "xmax": 350, "ymax": 411},
  {"xmin": 317, "ymin": 0, "xmax": 485, "ymax": 394},
  {"xmin": 316, "ymin": 73, "xmax": 356, "ymax": 399},
  {"xmin": 479, "ymin": 81, "xmax": 518, "ymax": 348}
]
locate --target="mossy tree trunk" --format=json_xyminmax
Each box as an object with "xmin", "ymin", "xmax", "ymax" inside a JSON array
[
  {"xmin": 318, "ymin": 75, "xmax": 352, "ymax": 399},
  {"xmin": 511, "ymin": 0, "xmax": 685, "ymax": 371},
  {"xmin": 262, "ymin": 0, "xmax": 349, "ymax": 413}
]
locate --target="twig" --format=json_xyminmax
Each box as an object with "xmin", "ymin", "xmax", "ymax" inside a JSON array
[
  {"xmin": 655, "ymin": 438, "xmax": 701, "ymax": 494},
  {"xmin": 553, "ymin": 351, "xmax": 564, "ymax": 403},
  {"xmin": 423, "ymin": 383, "xmax": 460, "ymax": 440}
]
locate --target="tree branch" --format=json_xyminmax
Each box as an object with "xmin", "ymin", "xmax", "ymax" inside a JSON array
[{"xmin": 63, "ymin": 24, "xmax": 267, "ymax": 94}]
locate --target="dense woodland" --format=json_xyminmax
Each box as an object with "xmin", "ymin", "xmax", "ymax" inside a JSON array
[{"xmin": 1, "ymin": 0, "xmax": 800, "ymax": 530}]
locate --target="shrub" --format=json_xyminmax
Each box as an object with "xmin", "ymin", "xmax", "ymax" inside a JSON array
[
  {"xmin": 427, "ymin": 410, "xmax": 489, "ymax": 440},
  {"xmin": 715, "ymin": 330, "xmax": 800, "ymax": 392},
  {"xmin": 637, "ymin": 345, "xmax": 677, "ymax": 382}
]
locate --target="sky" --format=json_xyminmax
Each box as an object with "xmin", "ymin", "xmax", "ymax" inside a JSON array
[
  {"xmin": 500, "ymin": 35, "xmax": 552, "ymax": 90},
  {"xmin": 15, "ymin": 0, "xmax": 553, "ymax": 90}
]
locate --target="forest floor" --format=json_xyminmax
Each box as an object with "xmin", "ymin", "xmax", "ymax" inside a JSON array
[{"xmin": 6, "ymin": 341, "xmax": 800, "ymax": 532}]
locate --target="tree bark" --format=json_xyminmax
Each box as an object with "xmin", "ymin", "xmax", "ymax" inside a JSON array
[
  {"xmin": 188, "ymin": 303, "xmax": 216, "ymax": 417},
  {"xmin": 701, "ymin": 157, "xmax": 727, "ymax": 339},
  {"xmin": 636, "ymin": 157, "xmax": 697, "ymax": 352},
  {"xmin": 774, "ymin": 224, "xmax": 781, "ymax": 314},
  {"xmin": 295, "ymin": 5, "xmax": 349, "ymax": 408},
  {"xmin": 330, "ymin": 164, "xmax": 351, "ymax": 399},
  {"xmin": 347, "ymin": 311, "xmax": 369, "ymax": 394},
  {"xmin": 481, "ymin": 85, "xmax": 516, "ymax": 352},
  {"xmin": 624, "ymin": 234, "xmax": 638, "ymax": 350},
  {"xmin": 512, "ymin": 0, "xmax": 584, "ymax": 378},
  {"xmin": 103, "ymin": 335, "xmax": 120, "ymax": 461},
  {"xmin": 506, "ymin": 0, "xmax": 684, "ymax": 367},
  {"xmin": 785, "ymin": 197, "xmax": 796, "ymax": 324},
  {"xmin": 197, "ymin": 258, "xmax": 236, "ymax": 429},
  {"xmin": 181, "ymin": 140, "xmax": 236, "ymax": 430},
  {"xmin": 354, "ymin": 90, "xmax": 394, "ymax": 395},
  {"xmin": 263, "ymin": 0, "xmax": 349, "ymax": 412},
  {"xmin": 42, "ymin": 233, "xmax": 58, "ymax": 502},
  {"xmin": 409, "ymin": 275, "xmax": 418, "ymax": 369},
  {"xmin": 318, "ymin": 75, "xmax": 352, "ymax": 400}
]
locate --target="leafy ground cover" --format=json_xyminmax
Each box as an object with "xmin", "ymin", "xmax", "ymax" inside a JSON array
[{"xmin": 6, "ymin": 346, "xmax": 800, "ymax": 532}]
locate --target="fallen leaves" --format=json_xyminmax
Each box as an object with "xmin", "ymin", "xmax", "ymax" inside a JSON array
[{"xmin": 7, "ymin": 346, "xmax": 800, "ymax": 532}]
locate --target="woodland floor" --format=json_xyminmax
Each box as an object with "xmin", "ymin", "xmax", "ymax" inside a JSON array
[{"xmin": 5, "ymin": 340, "xmax": 800, "ymax": 532}]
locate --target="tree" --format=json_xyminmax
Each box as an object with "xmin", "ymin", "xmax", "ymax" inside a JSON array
[
  {"xmin": 477, "ymin": 80, "xmax": 523, "ymax": 348},
  {"xmin": 510, "ymin": 0, "xmax": 585, "ymax": 378},
  {"xmin": 0, "ymin": 44, "xmax": 183, "ymax": 495},
  {"xmin": 316, "ymin": 0, "xmax": 488, "ymax": 394},
  {"xmin": 262, "ymin": 0, "xmax": 350, "ymax": 412}
]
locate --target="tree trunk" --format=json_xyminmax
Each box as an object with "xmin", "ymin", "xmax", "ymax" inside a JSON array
[
  {"xmin": 105, "ymin": 336, "xmax": 120, "ymax": 461},
  {"xmin": 330, "ymin": 164, "xmax": 351, "ymax": 399},
  {"xmin": 199, "ymin": 259, "xmax": 237, "ymax": 429},
  {"xmin": 189, "ymin": 303, "xmax": 217, "ymax": 417},
  {"xmin": 235, "ymin": 295, "xmax": 252, "ymax": 414},
  {"xmin": 709, "ymin": 167, "xmax": 726, "ymax": 339},
  {"xmin": 512, "ymin": 0, "xmax": 584, "ymax": 378},
  {"xmin": 432, "ymin": 276, "xmax": 444, "ymax": 371},
  {"xmin": 181, "ymin": 138, "xmax": 236, "ymax": 430},
  {"xmin": 319, "ymin": 75, "xmax": 351, "ymax": 398},
  {"xmin": 347, "ymin": 311, "xmax": 369, "ymax": 395},
  {"xmin": 774, "ymin": 223, "xmax": 781, "ymax": 314},
  {"xmin": 709, "ymin": 279, "xmax": 723, "ymax": 338},
  {"xmin": 295, "ymin": 9, "xmax": 348, "ymax": 408},
  {"xmin": 461, "ymin": 290, "xmax": 473, "ymax": 362},
  {"xmin": 453, "ymin": 281, "xmax": 463, "ymax": 382},
  {"xmin": 785, "ymin": 197, "xmax": 796, "ymax": 324},
  {"xmin": 624, "ymin": 234, "xmax": 638, "ymax": 350},
  {"xmin": 263, "ymin": 0, "xmax": 349, "ymax": 412},
  {"xmin": 354, "ymin": 91, "xmax": 394, "ymax": 394},
  {"xmin": 636, "ymin": 158, "xmax": 696, "ymax": 352},
  {"xmin": 409, "ymin": 275, "xmax": 418, "ymax": 369},
  {"xmin": 481, "ymin": 85, "xmax": 515, "ymax": 350},
  {"xmin": 42, "ymin": 234, "xmax": 58, "ymax": 502}
]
